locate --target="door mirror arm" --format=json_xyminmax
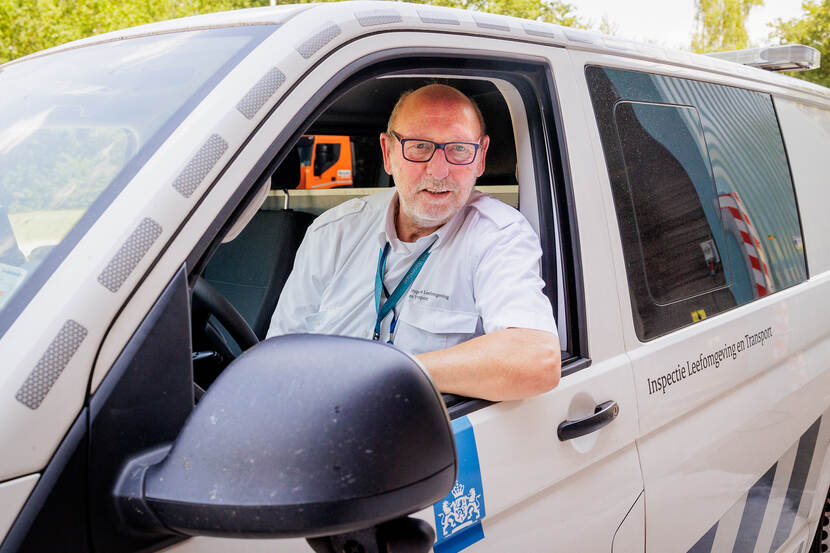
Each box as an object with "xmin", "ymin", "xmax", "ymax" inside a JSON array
[{"xmin": 307, "ymin": 516, "xmax": 435, "ymax": 553}]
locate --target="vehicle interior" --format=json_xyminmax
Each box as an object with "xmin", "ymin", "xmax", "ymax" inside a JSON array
[{"xmin": 190, "ymin": 73, "xmax": 534, "ymax": 403}]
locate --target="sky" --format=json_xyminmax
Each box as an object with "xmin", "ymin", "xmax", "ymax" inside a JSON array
[{"xmin": 569, "ymin": 0, "xmax": 807, "ymax": 51}]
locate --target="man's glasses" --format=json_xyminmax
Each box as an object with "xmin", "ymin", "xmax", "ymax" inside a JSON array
[{"xmin": 390, "ymin": 131, "xmax": 481, "ymax": 165}]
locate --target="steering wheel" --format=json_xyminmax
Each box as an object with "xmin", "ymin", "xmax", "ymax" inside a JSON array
[{"xmin": 191, "ymin": 276, "xmax": 259, "ymax": 354}]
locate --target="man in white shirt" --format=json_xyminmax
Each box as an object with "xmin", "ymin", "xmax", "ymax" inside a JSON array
[{"xmin": 268, "ymin": 84, "xmax": 560, "ymax": 400}]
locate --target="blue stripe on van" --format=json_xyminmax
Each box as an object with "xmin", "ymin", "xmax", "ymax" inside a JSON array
[
  {"xmin": 688, "ymin": 522, "xmax": 719, "ymax": 553},
  {"xmin": 685, "ymin": 415, "xmax": 825, "ymax": 553},
  {"xmin": 732, "ymin": 463, "xmax": 778, "ymax": 553},
  {"xmin": 768, "ymin": 417, "xmax": 821, "ymax": 553},
  {"xmin": 433, "ymin": 417, "xmax": 485, "ymax": 553},
  {"xmin": 433, "ymin": 522, "xmax": 484, "ymax": 553}
]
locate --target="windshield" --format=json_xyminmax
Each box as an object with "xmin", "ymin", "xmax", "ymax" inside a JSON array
[{"xmin": 0, "ymin": 25, "xmax": 276, "ymax": 331}]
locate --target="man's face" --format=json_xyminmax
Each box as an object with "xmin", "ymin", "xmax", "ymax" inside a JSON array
[{"xmin": 380, "ymin": 93, "xmax": 489, "ymax": 231}]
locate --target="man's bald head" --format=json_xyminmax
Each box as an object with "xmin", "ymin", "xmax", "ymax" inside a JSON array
[
  {"xmin": 386, "ymin": 84, "xmax": 486, "ymax": 137},
  {"xmin": 378, "ymin": 82, "xmax": 490, "ymax": 242}
]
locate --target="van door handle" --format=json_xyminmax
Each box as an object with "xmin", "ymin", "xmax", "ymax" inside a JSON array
[{"xmin": 557, "ymin": 400, "xmax": 619, "ymax": 441}]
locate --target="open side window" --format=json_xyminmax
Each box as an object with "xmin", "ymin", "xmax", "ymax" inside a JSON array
[{"xmin": 188, "ymin": 55, "xmax": 586, "ymax": 415}]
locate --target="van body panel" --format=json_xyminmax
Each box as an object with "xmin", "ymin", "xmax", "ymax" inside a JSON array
[
  {"xmin": 0, "ymin": 475, "xmax": 38, "ymax": 545},
  {"xmin": 571, "ymin": 48, "xmax": 830, "ymax": 553},
  {"xmin": 0, "ymin": 2, "xmax": 828, "ymax": 551},
  {"xmin": 612, "ymin": 491, "xmax": 644, "ymax": 553},
  {"xmin": 774, "ymin": 98, "xmax": 830, "ymax": 275},
  {"xmin": 554, "ymin": 49, "xmax": 629, "ymax": 363},
  {"xmin": 448, "ymin": 354, "xmax": 642, "ymax": 552},
  {"xmin": 134, "ymin": 29, "xmax": 645, "ymax": 553}
]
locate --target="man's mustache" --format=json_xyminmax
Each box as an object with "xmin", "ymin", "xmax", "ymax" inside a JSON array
[{"xmin": 417, "ymin": 178, "xmax": 455, "ymax": 192}]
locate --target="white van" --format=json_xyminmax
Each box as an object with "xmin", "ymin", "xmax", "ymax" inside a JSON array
[{"xmin": 1, "ymin": 3, "xmax": 829, "ymax": 553}]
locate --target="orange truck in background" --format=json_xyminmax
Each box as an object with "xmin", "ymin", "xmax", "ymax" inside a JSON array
[{"xmin": 296, "ymin": 135, "xmax": 354, "ymax": 189}]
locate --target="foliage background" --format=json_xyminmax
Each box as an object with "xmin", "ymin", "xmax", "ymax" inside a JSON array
[
  {"xmin": 691, "ymin": 0, "xmax": 764, "ymax": 53},
  {"xmin": 773, "ymin": 0, "xmax": 829, "ymax": 87},
  {"xmin": 0, "ymin": 0, "xmax": 826, "ymax": 85},
  {"xmin": 686, "ymin": 0, "xmax": 828, "ymax": 88}
]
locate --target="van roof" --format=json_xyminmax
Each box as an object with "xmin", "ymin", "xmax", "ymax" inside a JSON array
[{"xmin": 9, "ymin": 0, "xmax": 830, "ymax": 103}]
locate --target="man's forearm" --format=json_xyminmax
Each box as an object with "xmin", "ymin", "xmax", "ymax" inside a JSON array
[{"xmin": 416, "ymin": 328, "xmax": 561, "ymax": 401}]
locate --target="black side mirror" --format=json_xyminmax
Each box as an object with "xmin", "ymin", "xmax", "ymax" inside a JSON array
[{"xmin": 115, "ymin": 334, "xmax": 456, "ymax": 541}]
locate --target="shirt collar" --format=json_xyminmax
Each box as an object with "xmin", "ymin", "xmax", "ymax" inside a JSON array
[{"xmin": 375, "ymin": 191, "xmax": 470, "ymax": 253}]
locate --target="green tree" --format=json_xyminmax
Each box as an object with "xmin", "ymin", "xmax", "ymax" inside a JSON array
[
  {"xmin": 411, "ymin": 0, "xmax": 584, "ymax": 26},
  {"xmin": 272, "ymin": 0, "xmax": 585, "ymax": 26},
  {"xmin": 0, "ymin": 0, "xmax": 242, "ymax": 64},
  {"xmin": 691, "ymin": 0, "xmax": 764, "ymax": 53},
  {"xmin": 773, "ymin": 0, "xmax": 830, "ymax": 88}
]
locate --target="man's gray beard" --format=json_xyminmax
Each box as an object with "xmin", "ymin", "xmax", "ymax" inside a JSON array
[
  {"xmin": 401, "ymin": 204, "xmax": 450, "ymax": 229},
  {"xmin": 400, "ymin": 178, "xmax": 473, "ymax": 229}
]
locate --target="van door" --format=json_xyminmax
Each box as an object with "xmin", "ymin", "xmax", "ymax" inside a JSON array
[
  {"xmin": 418, "ymin": 44, "xmax": 645, "ymax": 553},
  {"xmin": 145, "ymin": 26, "xmax": 645, "ymax": 553},
  {"xmin": 578, "ymin": 56, "xmax": 830, "ymax": 553}
]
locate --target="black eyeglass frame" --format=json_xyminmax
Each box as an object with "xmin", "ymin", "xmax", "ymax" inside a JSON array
[{"xmin": 390, "ymin": 131, "xmax": 482, "ymax": 165}]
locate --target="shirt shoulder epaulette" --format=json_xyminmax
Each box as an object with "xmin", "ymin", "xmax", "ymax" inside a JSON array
[
  {"xmin": 308, "ymin": 189, "xmax": 394, "ymax": 233},
  {"xmin": 468, "ymin": 190, "xmax": 525, "ymax": 230},
  {"xmin": 308, "ymin": 197, "xmax": 368, "ymax": 232}
]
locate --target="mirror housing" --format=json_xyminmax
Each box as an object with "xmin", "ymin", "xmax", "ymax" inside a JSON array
[{"xmin": 115, "ymin": 334, "xmax": 456, "ymax": 538}]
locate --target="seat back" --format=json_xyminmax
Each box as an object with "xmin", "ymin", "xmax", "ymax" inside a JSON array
[
  {"xmin": 204, "ymin": 209, "xmax": 315, "ymax": 339},
  {"xmin": 204, "ymin": 146, "xmax": 314, "ymax": 340}
]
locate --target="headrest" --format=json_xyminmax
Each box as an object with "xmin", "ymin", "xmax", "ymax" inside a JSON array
[
  {"xmin": 223, "ymin": 145, "xmax": 303, "ymax": 244},
  {"xmin": 271, "ymin": 145, "xmax": 301, "ymax": 190},
  {"xmin": 222, "ymin": 180, "xmax": 270, "ymax": 244}
]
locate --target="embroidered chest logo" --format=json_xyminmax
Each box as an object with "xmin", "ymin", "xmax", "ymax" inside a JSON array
[{"xmin": 408, "ymin": 288, "xmax": 450, "ymax": 303}]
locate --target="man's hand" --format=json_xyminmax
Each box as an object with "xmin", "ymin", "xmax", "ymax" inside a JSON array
[{"xmin": 416, "ymin": 328, "xmax": 561, "ymax": 401}]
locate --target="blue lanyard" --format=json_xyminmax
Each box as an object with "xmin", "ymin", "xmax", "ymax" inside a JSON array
[{"xmin": 374, "ymin": 240, "xmax": 435, "ymax": 343}]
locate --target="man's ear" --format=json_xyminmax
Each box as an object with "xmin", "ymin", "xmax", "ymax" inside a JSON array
[
  {"xmin": 379, "ymin": 132, "xmax": 394, "ymax": 175},
  {"xmin": 475, "ymin": 135, "xmax": 490, "ymax": 178}
]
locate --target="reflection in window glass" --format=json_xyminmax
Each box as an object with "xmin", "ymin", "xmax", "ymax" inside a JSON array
[
  {"xmin": 314, "ymin": 142, "xmax": 341, "ymax": 176},
  {"xmin": 614, "ymin": 102, "xmax": 728, "ymax": 305},
  {"xmin": 587, "ymin": 66, "xmax": 806, "ymax": 339},
  {"xmin": 297, "ymin": 136, "xmax": 313, "ymax": 167}
]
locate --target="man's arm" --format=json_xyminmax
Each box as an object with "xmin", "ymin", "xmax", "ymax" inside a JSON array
[
  {"xmin": 417, "ymin": 201, "xmax": 560, "ymax": 401},
  {"xmin": 417, "ymin": 328, "xmax": 561, "ymax": 401}
]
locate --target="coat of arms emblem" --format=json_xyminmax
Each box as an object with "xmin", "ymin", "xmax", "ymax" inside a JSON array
[{"xmin": 438, "ymin": 480, "xmax": 483, "ymax": 536}]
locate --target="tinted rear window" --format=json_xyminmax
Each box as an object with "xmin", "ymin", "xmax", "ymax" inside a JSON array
[{"xmin": 587, "ymin": 66, "xmax": 806, "ymax": 339}]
